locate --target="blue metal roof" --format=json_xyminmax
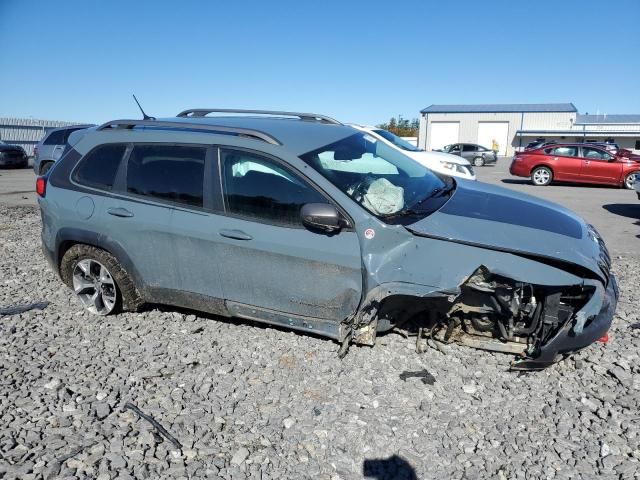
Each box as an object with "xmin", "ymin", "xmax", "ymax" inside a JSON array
[
  {"xmin": 421, "ymin": 103, "xmax": 577, "ymax": 114},
  {"xmin": 576, "ymin": 114, "xmax": 640, "ymax": 124}
]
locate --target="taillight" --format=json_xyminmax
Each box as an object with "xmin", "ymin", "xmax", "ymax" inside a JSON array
[
  {"xmin": 597, "ymin": 332, "xmax": 609, "ymax": 343},
  {"xmin": 36, "ymin": 176, "xmax": 46, "ymax": 197}
]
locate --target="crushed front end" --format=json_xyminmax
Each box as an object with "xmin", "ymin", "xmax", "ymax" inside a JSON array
[{"xmin": 436, "ymin": 265, "xmax": 618, "ymax": 370}]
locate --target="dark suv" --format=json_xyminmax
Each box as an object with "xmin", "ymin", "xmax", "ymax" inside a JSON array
[{"xmin": 37, "ymin": 109, "xmax": 617, "ymax": 370}]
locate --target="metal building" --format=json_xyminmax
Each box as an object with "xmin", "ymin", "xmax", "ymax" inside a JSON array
[
  {"xmin": 0, "ymin": 117, "xmax": 81, "ymax": 157},
  {"xmin": 418, "ymin": 103, "xmax": 640, "ymax": 156}
]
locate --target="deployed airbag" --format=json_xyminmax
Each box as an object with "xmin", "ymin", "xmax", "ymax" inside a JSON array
[{"xmin": 361, "ymin": 178, "xmax": 404, "ymax": 216}]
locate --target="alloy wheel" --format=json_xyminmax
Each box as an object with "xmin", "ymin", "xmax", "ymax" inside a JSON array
[
  {"xmin": 532, "ymin": 168, "xmax": 551, "ymax": 185},
  {"xmin": 72, "ymin": 259, "xmax": 118, "ymax": 315},
  {"xmin": 625, "ymin": 173, "xmax": 637, "ymax": 189}
]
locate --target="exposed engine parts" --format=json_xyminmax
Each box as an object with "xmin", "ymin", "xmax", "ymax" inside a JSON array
[{"xmin": 352, "ymin": 265, "xmax": 598, "ymax": 370}]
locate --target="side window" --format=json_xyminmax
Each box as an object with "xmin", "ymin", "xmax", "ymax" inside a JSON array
[
  {"xmin": 551, "ymin": 146, "xmax": 578, "ymax": 157},
  {"xmin": 449, "ymin": 144, "xmax": 461, "ymax": 152},
  {"xmin": 44, "ymin": 130, "xmax": 65, "ymax": 145},
  {"xmin": 582, "ymin": 147, "xmax": 611, "ymax": 161},
  {"xmin": 222, "ymin": 149, "xmax": 326, "ymax": 226},
  {"xmin": 73, "ymin": 144, "xmax": 126, "ymax": 190},
  {"xmin": 462, "ymin": 144, "xmax": 476, "ymax": 152},
  {"xmin": 126, "ymin": 145, "xmax": 206, "ymax": 207}
]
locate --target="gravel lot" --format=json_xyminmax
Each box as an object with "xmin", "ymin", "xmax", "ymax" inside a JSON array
[{"xmin": 1, "ymin": 170, "xmax": 640, "ymax": 478}]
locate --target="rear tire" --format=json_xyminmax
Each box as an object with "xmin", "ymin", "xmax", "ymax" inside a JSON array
[
  {"xmin": 40, "ymin": 161, "xmax": 54, "ymax": 175},
  {"xmin": 473, "ymin": 157, "xmax": 484, "ymax": 167},
  {"xmin": 624, "ymin": 171, "xmax": 639, "ymax": 190},
  {"xmin": 531, "ymin": 166, "xmax": 553, "ymax": 186},
  {"xmin": 60, "ymin": 244, "xmax": 143, "ymax": 314}
]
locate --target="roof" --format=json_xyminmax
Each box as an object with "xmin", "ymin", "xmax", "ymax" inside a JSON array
[
  {"xmin": 576, "ymin": 114, "xmax": 640, "ymax": 124},
  {"xmin": 144, "ymin": 116, "xmax": 358, "ymax": 155},
  {"xmin": 420, "ymin": 103, "xmax": 577, "ymax": 114}
]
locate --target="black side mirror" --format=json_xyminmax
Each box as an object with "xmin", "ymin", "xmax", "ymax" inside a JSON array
[{"xmin": 301, "ymin": 203, "xmax": 342, "ymax": 233}]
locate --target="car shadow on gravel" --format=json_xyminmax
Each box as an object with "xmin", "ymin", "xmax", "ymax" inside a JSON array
[
  {"xmin": 363, "ymin": 455, "xmax": 418, "ymax": 480},
  {"xmin": 602, "ymin": 204, "xmax": 640, "ymax": 220}
]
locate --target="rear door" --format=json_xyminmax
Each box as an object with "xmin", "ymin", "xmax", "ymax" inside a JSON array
[
  {"xmin": 461, "ymin": 144, "xmax": 477, "ymax": 161},
  {"xmin": 103, "ymin": 144, "xmax": 195, "ymax": 293},
  {"xmin": 214, "ymin": 147, "xmax": 362, "ymax": 322},
  {"xmin": 579, "ymin": 146, "xmax": 621, "ymax": 184},
  {"xmin": 546, "ymin": 145, "xmax": 582, "ymax": 181}
]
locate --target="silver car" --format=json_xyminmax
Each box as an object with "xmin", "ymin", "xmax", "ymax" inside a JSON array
[
  {"xmin": 441, "ymin": 143, "xmax": 498, "ymax": 167},
  {"xmin": 34, "ymin": 125, "xmax": 93, "ymax": 175}
]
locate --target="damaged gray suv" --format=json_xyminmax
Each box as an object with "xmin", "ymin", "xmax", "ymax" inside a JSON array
[{"xmin": 37, "ymin": 109, "xmax": 618, "ymax": 370}]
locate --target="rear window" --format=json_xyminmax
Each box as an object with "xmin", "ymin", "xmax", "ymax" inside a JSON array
[
  {"xmin": 43, "ymin": 130, "xmax": 65, "ymax": 145},
  {"xmin": 73, "ymin": 144, "xmax": 126, "ymax": 190},
  {"xmin": 126, "ymin": 145, "xmax": 206, "ymax": 207}
]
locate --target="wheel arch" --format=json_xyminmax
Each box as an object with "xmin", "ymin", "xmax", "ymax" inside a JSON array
[
  {"xmin": 530, "ymin": 163, "xmax": 554, "ymax": 175},
  {"xmin": 55, "ymin": 228, "xmax": 145, "ymax": 292},
  {"xmin": 38, "ymin": 159, "xmax": 55, "ymax": 174}
]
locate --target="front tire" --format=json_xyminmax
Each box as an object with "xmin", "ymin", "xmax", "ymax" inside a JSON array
[
  {"xmin": 624, "ymin": 171, "xmax": 639, "ymax": 190},
  {"xmin": 473, "ymin": 157, "xmax": 484, "ymax": 167},
  {"xmin": 60, "ymin": 244, "xmax": 143, "ymax": 315},
  {"xmin": 531, "ymin": 166, "xmax": 553, "ymax": 186}
]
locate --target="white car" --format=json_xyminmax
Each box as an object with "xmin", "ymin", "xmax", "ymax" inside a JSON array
[{"xmin": 350, "ymin": 124, "xmax": 476, "ymax": 180}]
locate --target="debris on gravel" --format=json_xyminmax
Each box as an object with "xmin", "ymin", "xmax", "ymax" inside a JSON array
[{"xmin": 1, "ymin": 205, "xmax": 639, "ymax": 479}]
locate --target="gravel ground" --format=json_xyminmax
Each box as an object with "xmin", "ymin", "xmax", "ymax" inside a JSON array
[{"xmin": 1, "ymin": 205, "xmax": 639, "ymax": 480}]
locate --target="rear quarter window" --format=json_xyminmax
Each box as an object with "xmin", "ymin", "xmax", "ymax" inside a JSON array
[{"xmin": 73, "ymin": 144, "xmax": 127, "ymax": 190}]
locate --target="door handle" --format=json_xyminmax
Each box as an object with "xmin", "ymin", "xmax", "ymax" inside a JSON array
[
  {"xmin": 219, "ymin": 229, "xmax": 252, "ymax": 241},
  {"xmin": 107, "ymin": 207, "xmax": 134, "ymax": 218}
]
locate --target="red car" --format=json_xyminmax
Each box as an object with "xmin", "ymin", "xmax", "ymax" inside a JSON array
[{"xmin": 510, "ymin": 144, "xmax": 640, "ymax": 188}]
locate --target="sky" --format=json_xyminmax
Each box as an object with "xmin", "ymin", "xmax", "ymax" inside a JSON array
[{"xmin": 1, "ymin": 0, "xmax": 639, "ymax": 125}]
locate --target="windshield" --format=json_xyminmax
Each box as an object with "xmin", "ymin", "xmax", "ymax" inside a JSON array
[
  {"xmin": 300, "ymin": 132, "xmax": 454, "ymax": 224},
  {"xmin": 372, "ymin": 129, "xmax": 421, "ymax": 152}
]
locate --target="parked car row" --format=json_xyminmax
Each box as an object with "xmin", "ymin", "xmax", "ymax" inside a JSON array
[
  {"xmin": 510, "ymin": 143, "xmax": 640, "ymax": 188},
  {"xmin": 35, "ymin": 108, "xmax": 617, "ymax": 370}
]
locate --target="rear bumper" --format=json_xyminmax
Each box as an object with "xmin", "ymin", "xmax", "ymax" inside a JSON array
[
  {"xmin": 513, "ymin": 275, "xmax": 618, "ymax": 370},
  {"xmin": 509, "ymin": 160, "xmax": 528, "ymax": 177}
]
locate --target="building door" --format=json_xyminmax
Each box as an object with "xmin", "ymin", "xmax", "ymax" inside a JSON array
[
  {"xmin": 477, "ymin": 122, "xmax": 509, "ymax": 156},
  {"xmin": 429, "ymin": 122, "xmax": 459, "ymax": 151}
]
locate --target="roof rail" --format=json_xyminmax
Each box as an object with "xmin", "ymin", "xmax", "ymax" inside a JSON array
[
  {"xmin": 176, "ymin": 108, "xmax": 342, "ymax": 125},
  {"xmin": 96, "ymin": 119, "xmax": 281, "ymax": 145}
]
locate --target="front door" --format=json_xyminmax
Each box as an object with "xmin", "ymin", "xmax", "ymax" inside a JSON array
[
  {"xmin": 214, "ymin": 148, "xmax": 362, "ymax": 322},
  {"xmin": 579, "ymin": 146, "xmax": 621, "ymax": 184}
]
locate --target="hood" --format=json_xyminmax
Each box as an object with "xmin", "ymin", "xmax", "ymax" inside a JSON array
[
  {"xmin": 0, "ymin": 143, "xmax": 24, "ymax": 153},
  {"xmin": 406, "ymin": 150, "xmax": 471, "ymax": 166},
  {"xmin": 406, "ymin": 180, "xmax": 608, "ymax": 282}
]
